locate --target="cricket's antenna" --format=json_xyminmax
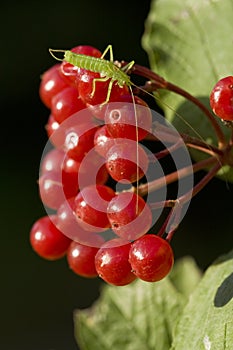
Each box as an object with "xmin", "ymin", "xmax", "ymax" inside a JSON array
[
  {"xmin": 134, "ymin": 84, "xmax": 209, "ymax": 146},
  {"xmin": 49, "ymin": 49, "xmax": 66, "ymax": 61},
  {"xmin": 129, "ymin": 85, "xmax": 139, "ymax": 213}
]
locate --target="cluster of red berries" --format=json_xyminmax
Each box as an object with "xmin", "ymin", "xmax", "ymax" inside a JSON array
[{"xmin": 30, "ymin": 44, "xmax": 174, "ymax": 286}]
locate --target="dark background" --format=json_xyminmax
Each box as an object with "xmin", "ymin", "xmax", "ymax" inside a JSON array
[{"xmin": 1, "ymin": 1, "xmax": 232, "ymax": 349}]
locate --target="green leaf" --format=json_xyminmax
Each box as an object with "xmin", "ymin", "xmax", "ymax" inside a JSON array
[
  {"xmin": 171, "ymin": 249, "xmax": 233, "ymax": 350},
  {"xmin": 75, "ymin": 279, "xmax": 182, "ymax": 350},
  {"xmin": 142, "ymin": 0, "xmax": 233, "ymax": 181},
  {"xmin": 74, "ymin": 257, "xmax": 201, "ymax": 350}
]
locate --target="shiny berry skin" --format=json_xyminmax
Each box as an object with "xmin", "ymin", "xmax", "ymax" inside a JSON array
[
  {"xmin": 40, "ymin": 151, "xmax": 79, "ymax": 203},
  {"xmin": 105, "ymin": 141, "xmax": 149, "ymax": 183},
  {"xmin": 48, "ymin": 114, "xmax": 99, "ymax": 160},
  {"xmin": 61, "ymin": 156, "xmax": 80, "ymax": 198},
  {"xmin": 210, "ymin": 76, "xmax": 233, "ymax": 121},
  {"xmin": 39, "ymin": 64, "xmax": 68, "ymax": 108},
  {"xmin": 74, "ymin": 185, "xmax": 115, "ymax": 231},
  {"xmin": 40, "ymin": 148, "xmax": 65, "ymax": 174},
  {"xmin": 105, "ymin": 96, "xmax": 152, "ymax": 141},
  {"xmin": 30, "ymin": 215, "xmax": 71, "ymax": 260},
  {"xmin": 56, "ymin": 197, "xmax": 80, "ymax": 238},
  {"xmin": 67, "ymin": 241, "xmax": 99, "ymax": 278},
  {"xmin": 45, "ymin": 114, "xmax": 60, "ymax": 139},
  {"xmin": 129, "ymin": 234, "xmax": 174, "ymax": 282},
  {"xmin": 77, "ymin": 150, "xmax": 109, "ymax": 188},
  {"xmin": 94, "ymin": 125, "xmax": 118, "ymax": 158},
  {"xmin": 61, "ymin": 151, "xmax": 109, "ymax": 199},
  {"xmin": 77, "ymin": 69, "xmax": 129, "ymax": 107},
  {"xmin": 107, "ymin": 192, "xmax": 152, "ymax": 240},
  {"xmin": 51, "ymin": 86, "xmax": 86, "ymax": 123},
  {"xmin": 39, "ymin": 171, "xmax": 65, "ymax": 210},
  {"xmin": 95, "ymin": 239, "xmax": 137, "ymax": 286},
  {"xmin": 63, "ymin": 122, "xmax": 99, "ymax": 162},
  {"xmin": 46, "ymin": 115, "xmax": 64, "ymax": 148},
  {"xmin": 56, "ymin": 197, "xmax": 103, "ymax": 246}
]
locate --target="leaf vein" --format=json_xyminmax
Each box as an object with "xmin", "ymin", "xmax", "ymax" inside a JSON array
[{"xmin": 109, "ymin": 297, "xmax": 154, "ymax": 350}]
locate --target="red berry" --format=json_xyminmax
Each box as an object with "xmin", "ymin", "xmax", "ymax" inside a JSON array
[
  {"xmin": 94, "ymin": 125, "xmax": 118, "ymax": 158},
  {"xmin": 46, "ymin": 115, "xmax": 65, "ymax": 148},
  {"xmin": 105, "ymin": 96, "xmax": 152, "ymax": 141},
  {"xmin": 40, "ymin": 148, "xmax": 80, "ymax": 202},
  {"xmin": 39, "ymin": 171, "xmax": 65, "ymax": 210},
  {"xmin": 57, "ymin": 198, "xmax": 105, "ymax": 247},
  {"xmin": 67, "ymin": 241, "xmax": 99, "ymax": 278},
  {"xmin": 105, "ymin": 141, "xmax": 149, "ymax": 183},
  {"xmin": 77, "ymin": 69, "xmax": 129, "ymax": 107},
  {"xmin": 40, "ymin": 148, "xmax": 65, "ymax": 174},
  {"xmin": 40, "ymin": 151, "xmax": 79, "ymax": 203},
  {"xmin": 77, "ymin": 150, "xmax": 109, "ymax": 189},
  {"xmin": 45, "ymin": 114, "xmax": 60, "ymax": 139},
  {"xmin": 61, "ymin": 151, "xmax": 109, "ymax": 199},
  {"xmin": 56, "ymin": 197, "xmax": 80, "ymax": 236},
  {"xmin": 61, "ymin": 156, "xmax": 80, "ymax": 198},
  {"xmin": 107, "ymin": 192, "xmax": 152, "ymax": 240},
  {"xmin": 210, "ymin": 76, "xmax": 233, "ymax": 121},
  {"xmin": 51, "ymin": 86, "xmax": 86, "ymax": 123},
  {"xmin": 74, "ymin": 185, "xmax": 115, "ymax": 231},
  {"xmin": 95, "ymin": 238, "xmax": 137, "ymax": 286},
  {"xmin": 30, "ymin": 215, "xmax": 71, "ymax": 260},
  {"xmin": 63, "ymin": 121, "xmax": 99, "ymax": 162},
  {"xmin": 72, "ymin": 45, "xmax": 102, "ymax": 57},
  {"xmin": 48, "ymin": 114, "xmax": 99, "ymax": 161},
  {"xmin": 39, "ymin": 64, "xmax": 68, "ymax": 108},
  {"xmin": 129, "ymin": 234, "xmax": 174, "ymax": 282}
]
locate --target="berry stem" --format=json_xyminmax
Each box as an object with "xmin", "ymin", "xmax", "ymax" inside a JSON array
[
  {"xmin": 149, "ymin": 161, "xmax": 222, "ymax": 211},
  {"xmin": 131, "ymin": 63, "xmax": 227, "ymax": 148},
  {"xmin": 139, "ymin": 155, "xmax": 220, "ymax": 197},
  {"xmin": 230, "ymin": 123, "xmax": 233, "ymax": 146},
  {"xmin": 165, "ymin": 201, "xmax": 183, "ymax": 242},
  {"xmin": 147, "ymin": 161, "xmax": 221, "ymax": 241},
  {"xmin": 165, "ymin": 161, "xmax": 222, "ymax": 241},
  {"xmin": 180, "ymin": 134, "xmax": 225, "ymax": 157},
  {"xmin": 156, "ymin": 207, "xmax": 175, "ymax": 238},
  {"xmin": 150, "ymin": 139, "xmax": 184, "ymax": 161},
  {"xmin": 146, "ymin": 119, "xmax": 225, "ymax": 157}
]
